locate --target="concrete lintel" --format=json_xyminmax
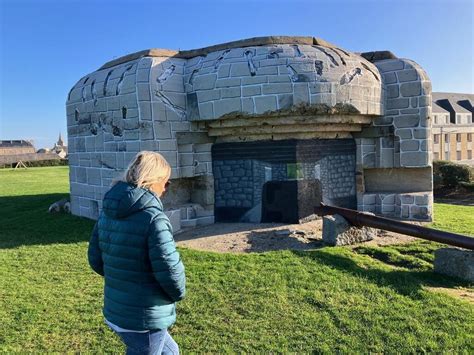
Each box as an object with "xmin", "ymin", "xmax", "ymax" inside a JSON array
[
  {"xmin": 176, "ymin": 132, "xmax": 215, "ymax": 145},
  {"xmin": 364, "ymin": 168, "xmax": 432, "ymax": 193},
  {"xmin": 353, "ymin": 126, "xmax": 394, "ymax": 138},
  {"xmin": 207, "ymin": 115, "xmax": 373, "ymax": 129},
  {"xmin": 208, "ymin": 123, "xmax": 362, "ymax": 137},
  {"xmin": 215, "ymin": 131, "xmax": 353, "ymax": 143}
]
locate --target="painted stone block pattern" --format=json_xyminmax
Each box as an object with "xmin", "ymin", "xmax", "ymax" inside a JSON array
[{"xmin": 66, "ymin": 37, "xmax": 432, "ymax": 222}]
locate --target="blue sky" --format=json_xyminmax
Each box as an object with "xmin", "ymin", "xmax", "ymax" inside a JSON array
[{"xmin": 0, "ymin": 0, "xmax": 472, "ymax": 149}]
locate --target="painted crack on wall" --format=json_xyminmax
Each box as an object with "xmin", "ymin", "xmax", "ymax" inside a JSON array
[
  {"xmin": 117, "ymin": 65, "xmax": 134, "ymax": 95},
  {"xmin": 103, "ymin": 70, "xmax": 113, "ymax": 96},
  {"xmin": 188, "ymin": 56, "xmax": 204, "ymax": 85},
  {"xmin": 88, "ymin": 113, "xmax": 123, "ymax": 137},
  {"xmin": 157, "ymin": 64, "xmax": 176, "ymax": 83},
  {"xmin": 244, "ymin": 50, "xmax": 257, "ymax": 76},
  {"xmin": 340, "ymin": 68, "xmax": 362, "ymax": 85},
  {"xmin": 313, "ymin": 45, "xmax": 339, "ymax": 67},
  {"xmin": 331, "ymin": 48, "xmax": 347, "ymax": 66},
  {"xmin": 361, "ymin": 62, "xmax": 380, "ymax": 82},
  {"xmin": 291, "ymin": 45, "xmax": 305, "ymax": 57},
  {"xmin": 268, "ymin": 47, "xmax": 283, "ymax": 59},
  {"xmin": 154, "ymin": 91, "xmax": 186, "ymax": 119},
  {"xmin": 91, "ymin": 80, "xmax": 98, "ymax": 105},
  {"xmin": 214, "ymin": 50, "xmax": 230, "ymax": 70}
]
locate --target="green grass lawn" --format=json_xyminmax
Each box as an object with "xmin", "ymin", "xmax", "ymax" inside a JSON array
[{"xmin": 0, "ymin": 167, "xmax": 473, "ymax": 353}]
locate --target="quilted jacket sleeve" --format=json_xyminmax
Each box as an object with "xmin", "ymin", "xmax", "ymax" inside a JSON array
[
  {"xmin": 88, "ymin": 222, "xmax": 104, "ymax": 276},
  {"xmin": 148, "ymin": 216, "xmax": 186, "ymax": 302}
]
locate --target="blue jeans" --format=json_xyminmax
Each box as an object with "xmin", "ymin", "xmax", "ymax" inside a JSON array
[{"xmin": 114, "ymin": 329, "xmax": 179, "ymax": 355}]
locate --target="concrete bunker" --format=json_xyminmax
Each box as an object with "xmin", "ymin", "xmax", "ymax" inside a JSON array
[{"xmin": 66, "ymin": 36, "xmax": 433, "ymax": 231}]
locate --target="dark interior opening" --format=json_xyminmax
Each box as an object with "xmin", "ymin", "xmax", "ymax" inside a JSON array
[
  {"xmin": 261, "ymin": 181, "xmax": 298, "ymax": 223},
  {"xmin": 261, "ymin": 180, "xmax": 322, "ymax": 223},
  {"xmin": 212, "ymin": 139, "xmax": 355, "ymax": 223}
]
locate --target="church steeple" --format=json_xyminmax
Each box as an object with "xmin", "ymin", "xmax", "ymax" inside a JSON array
[{"xmin": 57, "ymin": 133, "xmax": 64, "ymax": 147}]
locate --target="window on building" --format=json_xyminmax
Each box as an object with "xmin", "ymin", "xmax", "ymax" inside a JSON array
[
  {"xmin": 433, "ymin": 152, "xmax": 439, "ymax": 160},
  {"xmin": 286, "ymin": 163, "xmax": 304, "ymax": 179},
  {"xmin": 434, "ymin": 134, "xmax": 440, "ymax": 144},
  {"xmin": 456, "ymin": 151, "xmax": 462, "ymax": 160},
  {"xmin": 445, "ymin": 134, "xmax": 450, "ymax": 143},
  {"xmin": 468, "ymin": 151, "xmax": 472, "ymax": 160},
  {"xmin": 264, "ymin": 167, "xmax": 272, "ymax": 182},
  {"xmin": 468, "ymin": 133, "xmax": 472, "ymax": 142},
  {"xmin": 456, "ymin": 134, "xmax": 462, "ymax": 142},
  {"xmin": 434, "ymin": 115, "xmax": 438, "ymax": 124},
  {"xmin": 445, "ymin": 114, "xmax": 449, "ymax": 124},
  {"xmin": 456, "ymin": 114, "xmax": 461, "ymax": 124}
]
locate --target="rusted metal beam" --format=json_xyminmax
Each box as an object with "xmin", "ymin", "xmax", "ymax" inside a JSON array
[{"xmin": 315, "ymin": 203, "xmax": 474, "ymax": 250}]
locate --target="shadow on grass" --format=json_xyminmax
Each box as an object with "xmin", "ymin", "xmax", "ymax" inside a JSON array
[
  {"xmin": 352, "ymin": 245, "xmax": 434, "ymax": 271},
  {"xmin": 292, "ymin": 249, "xmax": 471, "ymax": 299},
  {"xmin": 434, "ymin": 188, "xmax": 474, "ymax": 206},
  {"xmin": 0, "ymin": 194, "xmax": 94, "ymax": 249}
]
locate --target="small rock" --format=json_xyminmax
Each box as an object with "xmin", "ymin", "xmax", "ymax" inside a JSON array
[
  {"xmin": 275, "ymin": 229, "xmax": 291, "ymax": 237},
  {"xmin": 48, "ymin": 198, "xmax": 70, "ymax": 213},
  {"xmin": 434, "ymin": 248, "xmax": 474, "ymax": 282},
  {"xmin": 322, "ymin": 214, "xmax": 377, "ymax": 246}
]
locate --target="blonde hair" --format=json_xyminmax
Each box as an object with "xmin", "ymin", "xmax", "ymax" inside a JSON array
[{"xmin": 124, "ymin": 151, "xmax": 171, "ymax": 189}]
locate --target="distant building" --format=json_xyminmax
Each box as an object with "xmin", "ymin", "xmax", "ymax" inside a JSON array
[
  {"xmin": 0, "ymin": 138, "xmax": 64, "ymax": 167},
  {"xmin": 36, "ymin": 148, "xmax": 51, "ymax": 154},
  {"xmin": 431, "ymin": 92, "xmax": 474, "ymax": 164},
  {"xmin": 0, "ymin": 140, "xmax": 36, "ymax": 156},
  {"xmin": 51, "ymin": 133, "xmax": 68, "ymax": 158}
]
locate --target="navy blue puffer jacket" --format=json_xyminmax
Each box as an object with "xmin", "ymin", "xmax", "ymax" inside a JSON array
[{"xmin": 87, "ymin": 181, "xmax": 186, "ymax": 331}]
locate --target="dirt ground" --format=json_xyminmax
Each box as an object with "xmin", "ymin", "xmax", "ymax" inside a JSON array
[{"xmin": 175, "ymin": 219, "xmax": 417, "ymax": 253}]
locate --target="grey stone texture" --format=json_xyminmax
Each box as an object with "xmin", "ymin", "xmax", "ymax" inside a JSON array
[
  {"xmin": 434, "ymin": 248, "xmax": 474, "ymax": 282},
  {"xmin": 354, "ymin": 57, "xmax": 432, "ymax": 221},
  {"xmin": 182, "ymin": 44, "xmax": 383, "ymax": 119},
  {"xmin": 213, "ymin": 159, "xmax": 254, "ymax": 208},
  {"xmin": 67, "ymin": 39, "xmax": 432, "ymax": 225},
  {"xmin": 322, "ymin": 214, "xmax": 377, "ymax": 246},
  {"xmin": 358, "ymin": 192, "xmax": 432, "ymax": 221}
]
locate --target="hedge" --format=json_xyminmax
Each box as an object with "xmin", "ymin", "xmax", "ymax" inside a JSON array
[
  {"xmin": 433, "ymin": 160, "xmax": 473, "ymax": 188},
  {"xmin": 0, "ymin": 159, "xmax": 68, "ymax": 169}
]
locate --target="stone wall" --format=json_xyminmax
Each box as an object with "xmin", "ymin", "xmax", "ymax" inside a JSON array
[
  {"xmin": 358, "ymin": 58, "xmax": 431, "ymax": 168},
  {"xmin": 355, "ymin": 57, "xmax": 433, "ymax": 221},
  {"xmin": 67, "ymin": 59, "xmax": 141, "ymax": 218},
  {"xmin": 214, "ymin": 159, "xmax": 254, "ymax": 208},
  {"xmin": 360, "ymin": 192, "xmax": 432, "ymax": 220},
  {"xmin": 66, "ymin": 56, "xmax": 214, "ymax": 220},
  {"xmin": 320, "ymin": 155, "xmax": 356, "ymax": 206},
  {"xmin": 184, "ymin": 44, "xmax": 382, "ymax": 123}
]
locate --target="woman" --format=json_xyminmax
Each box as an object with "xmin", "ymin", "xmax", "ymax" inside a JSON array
[{"xmin": 88, "ymin": 151, "xmax": 186, "ymax": 355}]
